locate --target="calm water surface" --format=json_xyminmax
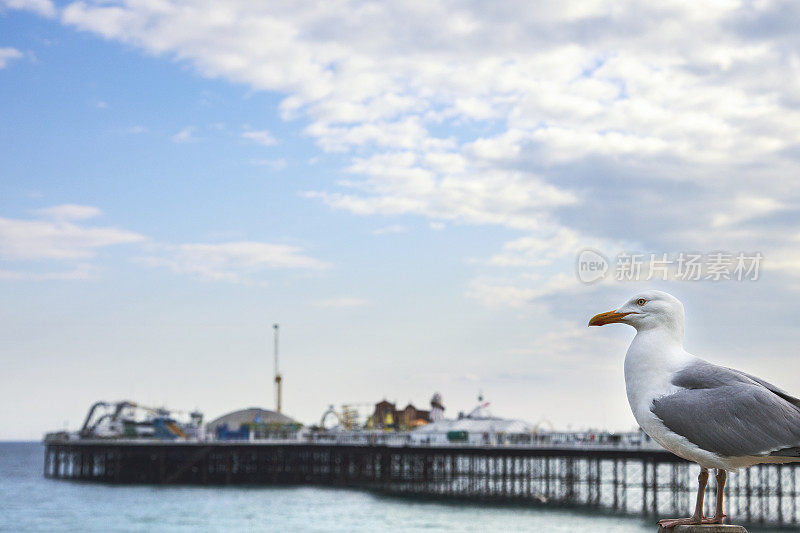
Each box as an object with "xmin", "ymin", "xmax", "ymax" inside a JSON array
[{"xmin": 0, "ymin": 442, "xmax": 775, "ymax": 532}]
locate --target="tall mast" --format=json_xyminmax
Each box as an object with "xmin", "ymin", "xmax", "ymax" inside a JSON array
[{"xmin": 273, "ymin": 323, "xmax": 282, "ymax": 413}]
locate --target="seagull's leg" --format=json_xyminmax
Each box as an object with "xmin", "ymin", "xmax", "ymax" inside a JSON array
[
  {"xmin": 701, "ymin": 469, "xmax": 727, "ymax": 524},
  {"xmin": 657, "ymin": 467, "xmax": 708, "ymax": 528}
]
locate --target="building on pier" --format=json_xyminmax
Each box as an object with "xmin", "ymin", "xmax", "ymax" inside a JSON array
[
  {"xmin": 370, "ymin": 400, "xmax": 431, "ymax": 430},
  {"xmin": 410, "ymin": 399, "xmax": 534, "ymax": 445},
  {"xmin": 207, "ymin": 407, "xmax": 302, "ymax": 440}
]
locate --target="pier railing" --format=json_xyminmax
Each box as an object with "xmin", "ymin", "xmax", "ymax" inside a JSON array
[
  {"xmin": 171, "ymin": 428, "xmax": 660, "ymax": 451},
  {"xmin": 44, "ymin": 440, "xmax": 800, "ymax": 528}
]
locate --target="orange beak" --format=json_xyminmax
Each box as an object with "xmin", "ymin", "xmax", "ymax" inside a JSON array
[{"xmin": 588, "ymin": 310, "xmax": 633, "ymax": 326}]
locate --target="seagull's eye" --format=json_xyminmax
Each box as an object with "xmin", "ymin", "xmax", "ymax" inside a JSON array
[{"xmin": 637, "ymin": 298, "xmax": 646, "ymax": 306}]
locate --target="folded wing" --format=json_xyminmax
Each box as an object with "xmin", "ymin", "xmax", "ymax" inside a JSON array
[{"xmin": 651, "ymin": 360, "xmax": 800, "ymax": 457}]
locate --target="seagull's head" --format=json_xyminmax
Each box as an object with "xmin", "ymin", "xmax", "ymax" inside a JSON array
[{"xmin": 588, "ymin": 290, "xmax": 685, "ymax": 338}]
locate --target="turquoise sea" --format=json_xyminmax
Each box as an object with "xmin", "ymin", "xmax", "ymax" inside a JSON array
[{"xmin": 0, "ymin": 442, "xmax": 776, "ymax": 532}]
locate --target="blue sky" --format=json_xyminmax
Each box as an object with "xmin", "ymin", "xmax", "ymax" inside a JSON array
[{"xmin": 3, "ymin": 0, "xmax": 800, "ymax": 439}]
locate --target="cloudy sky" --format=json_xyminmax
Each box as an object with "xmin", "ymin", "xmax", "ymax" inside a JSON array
[{"xmin": 3, "ymin": 0, "xmax": 800, "ymax": 439}]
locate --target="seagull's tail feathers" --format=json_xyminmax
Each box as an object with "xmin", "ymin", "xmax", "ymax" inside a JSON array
[
  {"xmin": 738, "ymin": 370, "xmax": 800, "ymax": 409},
  {"xmin": 769, "ymin": 447, "xmax": 800, "ymax": 458}
]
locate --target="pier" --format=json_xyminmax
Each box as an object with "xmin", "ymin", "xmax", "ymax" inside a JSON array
[{"xmin": 44, "ymin": 440, "xmax": 800, "ymax": 528}]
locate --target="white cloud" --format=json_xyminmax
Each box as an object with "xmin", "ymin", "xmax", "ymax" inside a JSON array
[
  {"xmin": 507, "ymin": 326, "xmax": 627, "ymax": 372},
  {"xmin": 0, "ymin": 0, "xmax": 55, "ymax": 18},
  {"xmin": 308, "ymin": 154, "xmax": 577, "ymax": 231},
  {"xmin": 710, "ymin": 195, "xmax": 785, "ymax": 228},
  {"xmin": 0, "ymin": 47, "xmax": 23, "ymax": 69},
  {"xmin": 127, "ymin": 125, "xmax": 147, "ymax": 134},
  {"xmin": 171, "ymin": 127, "xmax": 196, "ymax": 143},
  {"xmin": 313, "ymin": 296, "xmax": 368, "ymax": 308},
  {"xmin": 250, "ymin": 158, "xmax": 286, "ymax": 170},
  {"xmin": 52, "ymin": 1, "xmax": 800, "ymax": 171},
  {"xmin": 141, "ymin": 241, "xmax": 330, "ymax": 283},
  {"xmin": 35, "ymin": 203, "xmax": 102, "ymax": 221},
  {"xmin": 1, "ymin": 205, "xmax": 328, "ymax": 285},
  {"xmin": 465, "ymin": 273, "xmax": 582, "ymax": 308},
  {"xmin": 488, "ymin": 228, "xmax": 587, "ymax": 268},
  {"xmin": 0, "ymin": 263, "xmax": 95, "ymax": 281},
  {"xmin": 0, "ymin": 207, "xmax": 145, "ymax": 261},
  {"xmin": 241, "ymin": 129, "xmax": 276, "ymax": 146},
  {"xmin": 371, "ymin": 224, "xmax": 406, "ymax": 235},
  {"xmin": 42, "ymin": 0, "xmax": 800, "ymax": 297}
]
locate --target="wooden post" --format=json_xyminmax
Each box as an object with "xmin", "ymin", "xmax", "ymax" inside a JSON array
[{"xmin": 657, "ymin": 526, "xmax": 747, "ymax": 533}]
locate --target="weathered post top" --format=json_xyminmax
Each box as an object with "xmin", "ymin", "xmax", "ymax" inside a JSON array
[{"xmin": 658, "ymin": 525, "xmax": 747, "ymax": 533}]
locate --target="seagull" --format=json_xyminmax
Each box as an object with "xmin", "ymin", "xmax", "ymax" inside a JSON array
[{"xmin": 589, "ymin": 290, "xmax": 800, "ymax": 528}]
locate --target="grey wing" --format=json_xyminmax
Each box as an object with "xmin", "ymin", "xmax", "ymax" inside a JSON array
[
  {"xmin": 672, "ymin": 359, "xmax": 800, "ymax": 408},
  {"xmin": 652, "ymin": 360, "xmax": 800, "ymax": 457},
  {"xmin": 736, "ymin": 370, "xmax": 800, "ymax": 409}
]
